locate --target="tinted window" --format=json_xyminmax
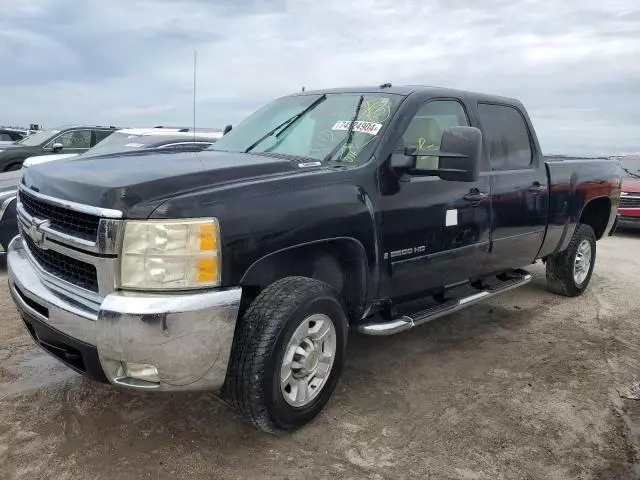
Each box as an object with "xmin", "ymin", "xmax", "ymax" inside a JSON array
[
  {"xmin": 50, "ymin": 129, "xmax": 92, "ymax": 149},
  {"xmin": 0, "ymin": 133, "xmax": 11, "ymax": 141},
  {"xmin": 399, "ymin": 100, "xmax": 469, "ymax": 170},
  {"xmin": 478, "ymin": 103, "xmax": 532, "ymax": 169},
  {"xmin": 94, "ymin": 130, "xmax": 114, "ymax": 145}
]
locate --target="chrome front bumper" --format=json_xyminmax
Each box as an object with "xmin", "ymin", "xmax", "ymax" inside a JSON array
[{"xmin": 7, "ymin": 236, "xmax": 241, "ymax": 391}]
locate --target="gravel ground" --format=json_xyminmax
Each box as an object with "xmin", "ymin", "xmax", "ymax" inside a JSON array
[{"xmin": 1, "ymin": 231, "xmax": 640, "ymax": 480}]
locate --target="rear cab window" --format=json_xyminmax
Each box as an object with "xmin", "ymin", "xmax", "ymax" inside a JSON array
[{"xmin": 477, "ymin": 103, "xmax": 533, "ymax": 170}]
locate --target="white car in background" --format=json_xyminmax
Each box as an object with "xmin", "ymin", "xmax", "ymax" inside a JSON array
[{"xmin": 22, "ymin": 127, "xmax": 224, "ymax": 169}]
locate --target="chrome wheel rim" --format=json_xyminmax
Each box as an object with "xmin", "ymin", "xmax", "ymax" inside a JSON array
[
  {"xmin": 573, "ymin": 239, "xmax": 592, "ymax": 285},
  {"xmin": 280, "ymin": 313, "xmax": 336, "ymax": 408}
]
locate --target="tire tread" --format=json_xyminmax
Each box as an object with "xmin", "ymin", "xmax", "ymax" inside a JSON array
[
  {"xmin": 224, "ymin": 276, "xmax": 337, "ymax": 434},
  {"xmin": 546, "ymin": 223, "xmax": 596, "ymax": 297}
]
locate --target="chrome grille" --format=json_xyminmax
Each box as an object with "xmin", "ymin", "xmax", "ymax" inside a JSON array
[
  {"xmin": 19, "ymin": 189, "xmax": 100, "ymax": 241},
  {"xmin": 23, "ymin": 235, "xmax": 99, "ymax": 292},
  {"xmin": 620, "ymin": 195, "xmax": 640, "ymax": 208},
  {"xmin": 16, "ymin": 186, "xmax": 122, "ymax": 299}
]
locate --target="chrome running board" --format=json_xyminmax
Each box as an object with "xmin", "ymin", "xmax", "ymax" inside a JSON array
[{"xmin": 358, "ymin": 269, "xmax": 532, "ymax": 336}]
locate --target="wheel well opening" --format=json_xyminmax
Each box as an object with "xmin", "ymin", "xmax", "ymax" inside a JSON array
[
  {"xmin": 580, "ymin": 197, "xmax": 611, "ymax": 240},
  {"xmin": 240, "ymin": 241, "xmax": 368, "ymax": 323}
]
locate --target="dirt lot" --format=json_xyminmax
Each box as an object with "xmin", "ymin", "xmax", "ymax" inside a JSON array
[{"xmin": 1, "ymin": 231, "xmax": 640, "ymax": 480}]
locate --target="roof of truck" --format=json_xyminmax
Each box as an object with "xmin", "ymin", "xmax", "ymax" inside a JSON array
[{"xmin": 295, "ymin": 85, "xmax": 521, "ymax": 105}]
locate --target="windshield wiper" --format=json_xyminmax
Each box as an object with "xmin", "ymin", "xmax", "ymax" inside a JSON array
[
  {"xmin": 244, "ymin": 94, "xmax": 327, "ymax": 154},
  {"xmin": 622, "ymin": 167, "xmax": 640, "ymax": 180},
  {"xmin": 323, "ymin": 95, "xmax": 364, "ymax": 163}
]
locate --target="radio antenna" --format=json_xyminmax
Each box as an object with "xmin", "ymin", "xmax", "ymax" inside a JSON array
[{"xmin": 193, "ymin": 50, "xmax": 197, "ymax": 141}]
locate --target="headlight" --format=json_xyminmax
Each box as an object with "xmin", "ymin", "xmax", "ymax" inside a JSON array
[{"xmin": 119, "ymin": 219, "xmax": 221, "ymax": 290}]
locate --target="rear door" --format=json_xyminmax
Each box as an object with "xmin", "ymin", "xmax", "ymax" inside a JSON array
[
  {"xmin": 477, "ymin": 103, "xmax": 548, "ymax": 272},
  {"xmin": 378, "ymin": 97, "xmax": 492, "ymax": 300}
]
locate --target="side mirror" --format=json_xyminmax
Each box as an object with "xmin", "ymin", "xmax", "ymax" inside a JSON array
[
  {"xmin": 51, "ymin": 142, "xmax": 63, "ymax": 153},
  {"xmin": 223, "ymin": 124, "xmax": 232, "ymax": 135},
  {"xmin": 392, "ymin": 126, "xmax": 482, "ymax": 182}
]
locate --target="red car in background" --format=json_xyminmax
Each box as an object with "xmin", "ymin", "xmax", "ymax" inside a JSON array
[{"xmin": 618, "ymin": 156, "xmax": 640, "ymax": 229}]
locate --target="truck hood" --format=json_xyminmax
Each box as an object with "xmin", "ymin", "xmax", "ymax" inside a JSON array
[
  {"xmin": 21, "ymin": 150, "xmax": 298, "ymax": 214},
  {"xmin": 621, "ymin": 178, "xmax": 640, "ymax": 194}
]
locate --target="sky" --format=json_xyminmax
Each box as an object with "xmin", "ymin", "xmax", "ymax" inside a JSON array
[{"xmin": 1, "ymin": 0, "xmax": 639, "ymax": 155}]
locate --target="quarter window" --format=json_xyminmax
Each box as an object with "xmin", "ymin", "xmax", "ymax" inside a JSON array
[
  {"xmin": 477, "ymin": 103, "xmax": 532, "ymax": 170},
  {"xmin": 94, "ymin": 130, "xmax": 114, "ymax": 145}
]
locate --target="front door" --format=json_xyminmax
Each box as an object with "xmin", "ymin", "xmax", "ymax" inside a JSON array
[
  {"xmin": 45, "ymin": 129, "xmax": 93, "ymax": 155},
  {"xmin": 476, "ymin": 103, "xmax": 549, "ymax": 272},
  {"xmin": 378, "ymin": 98, "xmax": 492, "ymax": 301}
]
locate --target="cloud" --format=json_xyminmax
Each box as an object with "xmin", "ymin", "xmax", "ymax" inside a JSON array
[{"xmin": 0, "ymin": 0, "xmax": 639, "ymax": 154}]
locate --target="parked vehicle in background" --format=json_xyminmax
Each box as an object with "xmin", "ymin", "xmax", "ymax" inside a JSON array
[
  {"xmin": 0, "ymin": 170, "xmax": 21, "ymax": 252},
  {"xmin": 0, "ymin": 125, "xmax": 118, "ymax": 171},
  {"xmin": 8, "ymin": 85, "xmax": 621, "ymax": 434},
  {"xmin": 22, "ymin": 127, "xmax": 223, "ymax": 168},
  {"xmin": 618, "ymin": 155, "xmax": 640, "ymax": 229},
  {"xmin": 0, "ymin": 128, "xmax": 28, "ymax": 143}
]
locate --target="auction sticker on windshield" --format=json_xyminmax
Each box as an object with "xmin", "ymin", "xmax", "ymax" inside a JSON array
[{"xmin": 332, "ymin": 121, "xmax": 383, "ymax": 136}]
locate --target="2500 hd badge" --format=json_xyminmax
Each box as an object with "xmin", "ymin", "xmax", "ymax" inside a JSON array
[{"xmin": 384, "ymin": 245, "xmax": 427, "ymax": 259}]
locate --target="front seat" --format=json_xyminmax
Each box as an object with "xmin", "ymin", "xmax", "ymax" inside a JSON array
[{"xmin": 401, "ymin": 117, "xmax": 442, "ymax": 170}]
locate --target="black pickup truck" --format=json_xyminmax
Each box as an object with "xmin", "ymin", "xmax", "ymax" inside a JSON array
[{"xmin": 8, "ymin": 85, "xmax": 621, "ymax": 434}]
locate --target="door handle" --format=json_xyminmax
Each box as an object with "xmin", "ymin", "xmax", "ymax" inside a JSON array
[
  {"xmin": 528, "ymin": 182, "xmax": 544, "ymax": 195},
  {"xmin": 463, "ymin": 189, "xmax": 488, "ymax": 205}
]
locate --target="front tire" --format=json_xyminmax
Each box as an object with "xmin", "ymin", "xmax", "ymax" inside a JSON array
[
  {"xmin": 546, "ymin": 224, "xmax": 596, "ymax": 297},
  {"xmin": 224, "ymin": 276, "xmax": 348, "ymax": 434}
]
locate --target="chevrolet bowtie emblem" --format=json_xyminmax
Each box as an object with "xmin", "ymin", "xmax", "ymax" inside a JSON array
[{"xmin": 27, "ymin": 219, "xmax": 49, "ymax": 248}]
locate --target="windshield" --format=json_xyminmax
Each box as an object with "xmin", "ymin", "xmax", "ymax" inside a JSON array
[
  {"xmin": 18, "ymin": 129, "xmax": 60, "ymax": 146},
  {"xmin": 621, "ymin": 158, "xmax": 640, "ymax": 179},
  {"xmin": 209, "ymin": 93, "xmax": 401, "ymax": 167}
]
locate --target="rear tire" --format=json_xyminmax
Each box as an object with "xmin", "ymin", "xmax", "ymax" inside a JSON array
[
  {"xmin": 224, "ymin": 276, "xmax": 348, "ymax": 434},
  {"xmin": 546, "ymin": 224, "xmax": 596, "ymax": 297}
]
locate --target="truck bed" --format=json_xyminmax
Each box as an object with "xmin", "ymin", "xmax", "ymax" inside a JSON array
[{"xmin": 537, "ymin": 158, "xmax": 621, "ymax": 259}]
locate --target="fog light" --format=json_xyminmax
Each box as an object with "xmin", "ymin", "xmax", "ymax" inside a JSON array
[{"xmin": 122, "ymin": 361, "xmax": 160, "ymax": 383}]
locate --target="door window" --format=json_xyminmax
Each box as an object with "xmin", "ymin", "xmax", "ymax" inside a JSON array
[
  {"xmin": 477, "ymin": 103, "xmax": 532, "ymax": 170},
  {"xmin": 398, "ymin": 100, "xmax": 469, "ymax": 170},
  {"xmin": 50, "ymin": 130, "xmax": 92, "ymax": 149}
]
